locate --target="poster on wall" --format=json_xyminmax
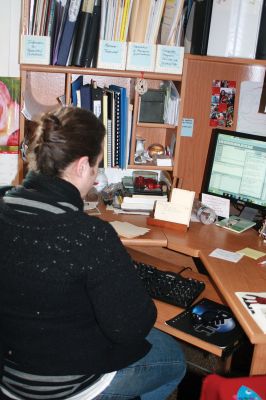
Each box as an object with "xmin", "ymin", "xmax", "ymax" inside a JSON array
[
  {"xmin": 209, "ymin": 80, "xmax": 236, "ymax": 128},
  {"xmin": 0, "ymin": 77, "xmax": 20, "ymax": 185}
]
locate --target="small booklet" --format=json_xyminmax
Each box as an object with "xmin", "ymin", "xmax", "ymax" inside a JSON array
[
  {"xmin": 216, "ymin": 216, "xmax": 256, "ymax": 233},
  {"xmin": 165, "ymin": 298, "xmax": 244, "ymax": 354},
  {"xmin": 235, "ymin": 292, "xmax": 266, "ymax": 334}
]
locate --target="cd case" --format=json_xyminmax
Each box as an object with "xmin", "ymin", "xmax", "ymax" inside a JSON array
[{"xmin": 165, "ymin": 298, "xmax": 244, "ymax": 355}]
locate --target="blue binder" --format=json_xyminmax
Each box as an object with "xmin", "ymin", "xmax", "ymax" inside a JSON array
[
  {"xmin": 109, "ymin": 85, "xmax": 128, "ymax": 169},
  {"xmin": 56, "ymin": 0, "xmax": 82, "ymax": 65}
]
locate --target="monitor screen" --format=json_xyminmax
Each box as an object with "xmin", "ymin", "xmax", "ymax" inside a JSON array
[{"xmin": 202, "ymin": 129, "xmax": 266, "ymax": 213}]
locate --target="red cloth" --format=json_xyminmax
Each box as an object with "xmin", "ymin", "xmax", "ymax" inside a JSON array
[{"xmin": 200, "ymin": 374, "xmax": 266, "ymax": 400}]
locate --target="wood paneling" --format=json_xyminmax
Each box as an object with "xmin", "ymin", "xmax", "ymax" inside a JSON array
[{"xmin": 174, "ymin": 55, "xmax": 266, "ymax": 196}]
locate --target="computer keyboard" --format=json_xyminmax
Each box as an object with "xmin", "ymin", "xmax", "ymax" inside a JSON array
[{"xmin": 133, "ymin": 261, "xmax": 205, "ymax": 308}]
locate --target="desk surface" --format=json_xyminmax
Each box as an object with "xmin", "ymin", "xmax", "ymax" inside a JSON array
[
  {"xmin": 165, "ymin": 223, "xmax": 266, "ymax": 344},
  {"xmin": 97, "ymin": 206, "xmax": 266, "ymax": 373},
  {"xmin": 128, "ymin": 247, "xmax": 226, "ymax": 357},
  {"xmin": 98, "ymin": 206, "xmax": 167, "ymax": 247}
]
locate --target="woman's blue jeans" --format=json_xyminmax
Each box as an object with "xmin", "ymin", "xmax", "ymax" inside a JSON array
[{"xmin": 96, "ymin": 328, "xmax": 186, "ymax": 400}]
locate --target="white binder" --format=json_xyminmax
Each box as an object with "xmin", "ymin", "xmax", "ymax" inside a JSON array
[
  {"xmin": 207, "ymin": 0, "xmax": 240, "ymax": 57},
  {"xmin": 233, "ymin": 0, "xmax": 263, "ymax": 59}
]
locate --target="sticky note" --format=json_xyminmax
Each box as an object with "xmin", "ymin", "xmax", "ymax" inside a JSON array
[{"xmin": 237, "ymin": 247, "xmax": 266, "ymax": 260}]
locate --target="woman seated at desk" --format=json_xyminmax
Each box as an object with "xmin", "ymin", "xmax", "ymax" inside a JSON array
[{"xmin": 0, "ymin": 106, "xmax": 186, "ymax": 400}]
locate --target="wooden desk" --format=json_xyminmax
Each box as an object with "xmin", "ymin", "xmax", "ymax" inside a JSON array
[
  {"xmin": 165, "ymin": 223, "xmax": 266, "ymax": 375},
  {"xmin": 98, "ymin": 205, "xmax": 167, "ymax": 247},
  {"xmin": 96, "ymin": 206, "xmax": 266, "ymax": 374},
  {"xmin": 128, "ymin": 247, "xmax": 226, "ymax": 358}
]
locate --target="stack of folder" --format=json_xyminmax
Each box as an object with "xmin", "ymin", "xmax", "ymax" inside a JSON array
[{"xmin": 71, "ymin": 76, "xmax": 133, "ymax": 170}]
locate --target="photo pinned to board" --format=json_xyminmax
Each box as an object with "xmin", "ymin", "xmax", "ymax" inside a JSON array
[{"xmin": 209, "ymin": 80, "xmax": 236, "ymax": 128}]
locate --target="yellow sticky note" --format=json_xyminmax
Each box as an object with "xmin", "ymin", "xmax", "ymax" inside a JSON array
[{"xmin": 237, "ymin": 247, "xmax": 266, "ymax": 260}]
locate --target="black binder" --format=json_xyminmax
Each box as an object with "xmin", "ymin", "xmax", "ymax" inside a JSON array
[
  {"xmin": 256, "ymin": 0, "xmax": 266, "ymax": 60},
  {"xmin": 190, "ymin": 0, "xmax": 213, "ymax": 55},
  {"xmin": 71, "ymin": 0, "xmax": 94, "ymax": 66},
  {"xmin": 82, "ymin": 0, "xmax": 101, "ymax": 67}
]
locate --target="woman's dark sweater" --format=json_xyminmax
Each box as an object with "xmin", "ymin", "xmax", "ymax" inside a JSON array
[{"xmin": 0, "ymin": 172, "xmax": 157, "ymax": 377}]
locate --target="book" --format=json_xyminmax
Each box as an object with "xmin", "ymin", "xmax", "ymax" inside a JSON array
[
  {"xmin": 105, "ymin": 89, "xmax": 115, "ymax": 167},
  {"xmin": 190, "ymin": 0, "xmax": 213, "ymax": 55},
  {"xmin": 207, "ymin": 0, "xmax": 240, "ymax": 57},
  {"xmin": 103, "ymin": 0, "xmax": 116, "ymax": 41},
  {"xmin": 160, "ymin": 0, "xmax": 185, "ymax": 46},
  {"xmin": 127, "ymin": 0, "xmax": 139, "ymax": 42},
  {"xmin": 125, "ymin": 103, "xmax": 133, "ymax": 168},
  {"xmin": 52, "ymin": 0, "xmax": 71, "ymax": 65},
  {"xmin": 233, "ymin": 0, "xmax": 263, "ymax": 59},
  {"xmin": 207, "ymin": 0, "xmax": 263, "ymax": 58},
  {"xmin": 102, "ymin": 91, "xmax": 108, "ymax": 168},
  {"xmin": 128, "ymin": 0, "xmax": 152, "ymax": 43},
  {"xmin": 79, "ymin": 83, "xmax": 92, "ymax": 111},
  {"xmin": 122, "ymin": 196, "xmax": 167, "ymax": 204},
  {"xmin": 119, "ymin": 0, "xmax": 133, "ymax": 42},
  {"xmin": 71, "ymin": 75, "xmax": 83, "ymax": 106},
  {"xmin": 145, "ymin": 0, "xmax": 166, "ymax": 45},
  {"xmin": 235, "ymin": 292, "xmax": 266, "ymax": 334},
  {"xmin": 56, "ymin": 0, "xmax": 82, "ymax": 66},
  {"xmin": 256, "ymin": 0, "xmax": 266, "ymax": 59},
  {"xmin": 216, "ymin": 216, "xmax": 256, "ymax": 234},
  {"xmin": 82, "ymin": 0, "xmax": 101, "ymax": 67},
  {"xmin": 91, "ymin": 81, "xmax": 103, "ymax": 121},
  {"xmin": 165, "ymin": 298, "xmax": 244, "ymax": 354},
  {"xmin": 71, "ymin": 0, "xmax": 94, "ymax": 66},
  {"xmin": 120, "ymin": 202, "xmax": 155, "ymax": 211},
  {"xmin": 109, "ymin": 84, "xmax": 128, "ymax": 169},
  {"xmin": 132, "ymin": 194, "xmax": 168, "ymax": 200},
  {"xmin": 183, "ymin": 0, "xmax": 195, "ymax": 53},
  {"xmin": 111, "ymin": 89, "xmax": 121, "ymax": 167}
]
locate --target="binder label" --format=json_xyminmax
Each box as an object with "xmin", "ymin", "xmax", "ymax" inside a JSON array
[
  {"xmin": 126, "ymin": 43, "xmax": 156, "ymax": 72},
  {"xmin": 20, "ymin": 35, "xmax": 51, "ymax": 65},
  {"xmin": 155, "ymin": 45, "xmax": 184, "ymax": 75},
  {"xmin": 97, "ymin": 40, "xmax": 127, "ymax": 70}
]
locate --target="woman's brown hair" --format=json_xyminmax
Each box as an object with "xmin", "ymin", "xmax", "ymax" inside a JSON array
[{"xmin": 27, "ymin": 106, "xmax": 105, "ymax": 176}]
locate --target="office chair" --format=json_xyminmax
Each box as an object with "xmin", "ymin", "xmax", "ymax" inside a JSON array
[{"xmin": 199, "ymin": 373, "xmax": 266, "ymax": 399}]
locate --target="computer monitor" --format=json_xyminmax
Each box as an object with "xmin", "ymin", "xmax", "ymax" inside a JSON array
[{"xmin": 201, "ymin": 128, "xmax": 266, "ymax": 219}]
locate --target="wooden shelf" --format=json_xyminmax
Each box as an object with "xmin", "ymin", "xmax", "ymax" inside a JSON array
[
  {"xmin": 128, "ymin": 164, "xmax": 173, "ymax": 171},
  {"xmin": 185, "ymin": 54, "xmax": 266, "ymax": 67},
  {"xmin": 137, "ymin": 122, "xmax": 176, "ymax": 129},
  {"xmin": 20, "ymin": 64, "xmax": 182, "ymax": 82}
]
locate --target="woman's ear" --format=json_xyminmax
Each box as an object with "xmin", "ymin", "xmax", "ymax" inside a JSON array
[{"xmin": 76, "ymin": 156, "xmax": 89, "ymax": 177}]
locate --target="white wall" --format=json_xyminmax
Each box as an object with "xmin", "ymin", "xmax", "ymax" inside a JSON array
[{"xmin": 0, "ymin": 0, "xmax": 21, "ymax": 77}]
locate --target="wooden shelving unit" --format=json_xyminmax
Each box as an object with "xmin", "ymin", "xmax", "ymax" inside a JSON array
[
  {"xmin": 19, "ymin": 56, "xmax": 266, "ymax": 189},
  {"xmin": 19, "ymin": 64, "xmax": 182, "ymax": 182}
]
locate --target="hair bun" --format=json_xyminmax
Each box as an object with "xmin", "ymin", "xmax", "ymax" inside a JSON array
[{"xmin": 41, "ymin": 114, "xmax": 62, "ymax": 143}]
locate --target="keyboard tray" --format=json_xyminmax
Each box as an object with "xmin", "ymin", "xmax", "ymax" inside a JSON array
[{"xmin": 133, "ymin": 261, "xmax": 205, "ymax": 309}]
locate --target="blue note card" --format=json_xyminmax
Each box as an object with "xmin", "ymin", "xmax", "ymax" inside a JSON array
[
  {"xmin": 181, "ymin": 118, "xmax": 194, "ymax": 137},
  {"xmin": 155, "ymin": 45, "xmax": 184, "ymax": 74},
  {"xmin": 97, "ymin": 40, "xmax": 127, "ymax": 70},
  {"xmin": 126, "ymin": 43, "xmax": 156, "ymax": 72},
  {"xmin": 20, "ymin": 35, "xmax": 51, "ymax": 65}
]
